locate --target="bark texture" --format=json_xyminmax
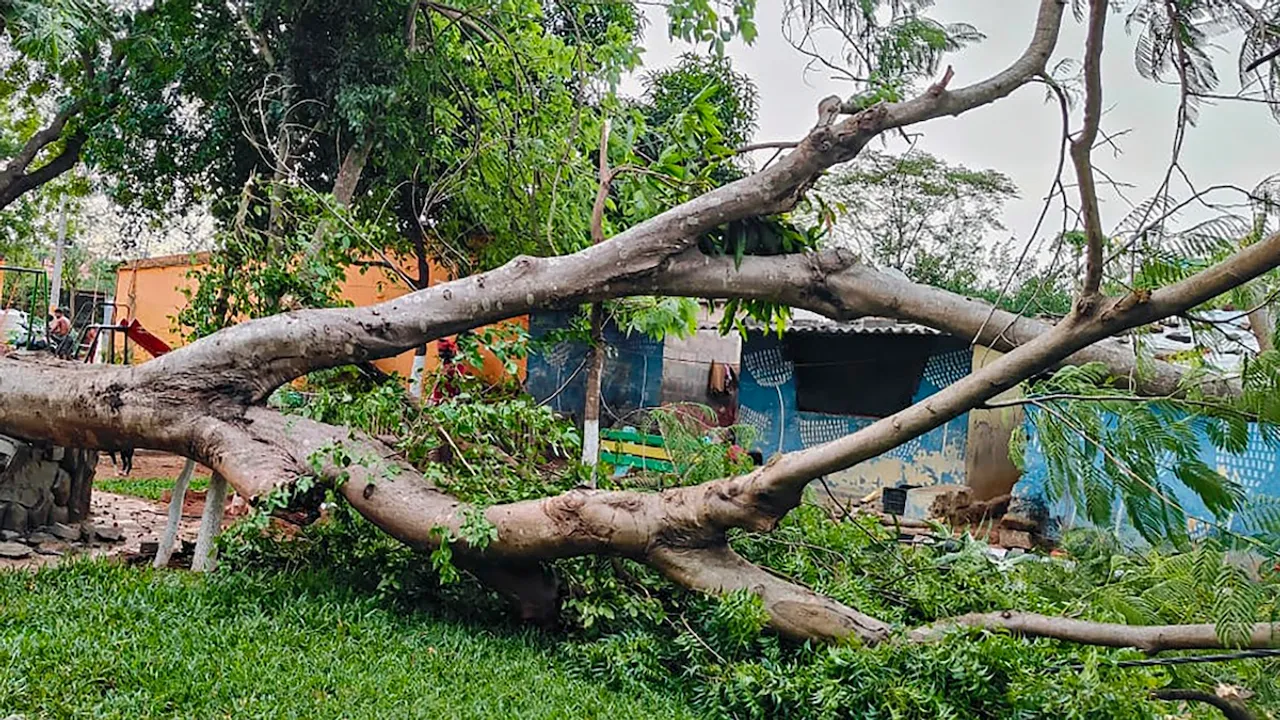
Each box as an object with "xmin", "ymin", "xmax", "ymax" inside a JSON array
[
  {"xmin": 911, "ymin": 612, "xmax": 1279, "ymax": 651},
  {"xmin": 3, "ymin": 0, "xmax": 1277, "ymax": 651}
]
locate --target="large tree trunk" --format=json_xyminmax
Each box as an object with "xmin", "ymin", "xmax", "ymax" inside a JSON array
[
  {"xmin": 5, "ymin": 227, "xmax": 1276, "ymax": 646},
  {"xmin": 0, "ymin": 102, "xmax": 86, "ymax": 210},
  {"xmin": 3, "ymin": 0, "xmax": 1277, "ymax": 650}
]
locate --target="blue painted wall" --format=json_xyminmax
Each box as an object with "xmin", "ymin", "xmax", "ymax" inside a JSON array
[
  {"xmin": 524, "ymin": 310, "xmax": 664, "ymax": 425},
  {"xmin": 737, "ymin": 331, "xmax": 972, "ymax": 497},
  {"xmin": 1017, "ymin": 409, "xmax": 1280, "ymax": 541}
]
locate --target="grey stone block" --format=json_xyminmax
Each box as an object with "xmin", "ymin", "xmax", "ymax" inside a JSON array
[
  {"xmin": 50, "ymin": 521, "xmax": 80, "ymax": 541},
  {"xmin": 51, "ymin": 469, "xmax": 71, "ymax": 505},
  {"xmin": 49, "ymin": 505, "xmax": 69, "ymax": 526},
  {"xmin": 35, "ymin": 540, "xmax": 68, "ymax": 556},
  {"xmin": 94, "ymin": 524, "xmax": 124, "ymax": 542},
  {"xmin": 0, "ymin": 541, "xmax": 32, "ymax": 558},
  {"xmin": 28, "ymin": 491, "xmax": 51, "ymax": 528},
  {"xmin": 1, "ymin": 503, "xmax": 27, "ymax": 535},
  {"xmin": 0, "ymin": 458, "xmax": 54, "ymax": 506}
]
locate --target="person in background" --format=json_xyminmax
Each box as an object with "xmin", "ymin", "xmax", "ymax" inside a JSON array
[
  {"xmin": 48, "ymin": 307, "xmax": 74, "ymax": 357},
  {"xmin": 49, "ymin": 307, "xmax": 71, "ymax": 341}
]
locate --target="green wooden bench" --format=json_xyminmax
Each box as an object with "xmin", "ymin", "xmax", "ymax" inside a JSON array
[{"xmin": 600, "ymin": 428, "xmax": 675, "ymax": 473}]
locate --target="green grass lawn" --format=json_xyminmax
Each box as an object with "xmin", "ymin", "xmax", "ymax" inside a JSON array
[
  {"xmin": 95, "ymin": 475, "xmax": 210, "ymax": 501},
  {"xmin": 0, "ymin": 561, "xmax": 697, "ymax": 720}
]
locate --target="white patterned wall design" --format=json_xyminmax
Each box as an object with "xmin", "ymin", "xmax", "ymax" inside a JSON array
[
  {"xmin": 742, "ymin": 346, "xmax": 793, "ymax": 387},
  {"xmin": 739, "ymin": 406, "xmax": 772, "ymax": 445},
  {"xmin": 799, "ymin": 417, "xmax": 851, "ymax": 447},
  {"xmin": 1218, "ymin": 443, "xmax": 1275, "ymax": 493},
  {"xmin": 921, "ymin": 349, "xmax": 970, "ymax": 389},
  {"xmin": 885, "ymin": 436, "xmax": 925, "ymax": 461},
  {"xmin": 544, "ymin": 341, "xmax": 575, "ymax": 371}
]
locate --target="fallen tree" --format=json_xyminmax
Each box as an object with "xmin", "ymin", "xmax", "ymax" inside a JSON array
[{"xmin": 2, "ymin": 0, "xmax": 1278, "ymax": 654}]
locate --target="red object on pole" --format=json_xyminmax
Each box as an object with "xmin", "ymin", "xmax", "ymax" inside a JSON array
[{"xmin": 430, "ymin": 337, "xmax": 461, "ymax": 404}]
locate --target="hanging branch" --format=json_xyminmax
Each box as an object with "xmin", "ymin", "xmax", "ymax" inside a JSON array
[{"xmin": 1071, "ymin": 0, "xmax": 1109, "ymax": 299}]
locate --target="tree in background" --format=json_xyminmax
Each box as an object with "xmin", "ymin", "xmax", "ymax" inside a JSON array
[
  {"xmin": 0, "ymin": 0, "xmax": 161, "ymax": 210},
  {"xmin": 818, "ymin": 148, "xmax": 1018, "ymax": 288}
]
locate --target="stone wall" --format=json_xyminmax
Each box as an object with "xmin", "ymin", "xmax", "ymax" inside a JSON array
[{"xmin": 0, "ymin": 435, "xmax": 96, "ymax": 536}]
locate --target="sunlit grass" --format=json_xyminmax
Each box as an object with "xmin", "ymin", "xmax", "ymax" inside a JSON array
[
  {"xmin": 95, "ymin": 475, "xmax": 210, "ymax": 501},
  {"xmin": 0, "ymin": 560, "xmax": 697, "ymax": 719}
]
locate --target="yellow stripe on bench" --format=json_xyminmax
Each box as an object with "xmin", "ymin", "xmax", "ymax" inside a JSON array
[{"xmin": 599, "ymin": 440, "xmax": 672, "ymax": 462}]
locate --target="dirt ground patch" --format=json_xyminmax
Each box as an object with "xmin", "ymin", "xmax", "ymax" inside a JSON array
[
  {"xmin": 95, "ymin": 448, "xmax": 213, "ymax": 480},
  {"xmin": 0, "ymin": 490, "xmax": 204, "ymax": 570}
]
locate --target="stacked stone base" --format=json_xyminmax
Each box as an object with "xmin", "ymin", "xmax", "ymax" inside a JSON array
[{"xmin": 0, "ymin": 435, "xmax": 96, "ymax": 537}]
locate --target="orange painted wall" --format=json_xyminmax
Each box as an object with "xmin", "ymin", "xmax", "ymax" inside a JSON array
[
  {"xmin": 112, "ymin": 253, "xmax": 207, "ymax": 354},
  {"xmin": 112, "ymin": 252, "xmax": 525, "ymax": 386}
]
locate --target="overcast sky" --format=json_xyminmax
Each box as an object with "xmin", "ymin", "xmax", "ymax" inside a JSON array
[{"xmin": 622, "ymin": 2, "xmax": 1280, "ymax": 258}]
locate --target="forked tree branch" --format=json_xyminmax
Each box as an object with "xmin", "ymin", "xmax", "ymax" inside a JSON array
[
  {"xmin": 0, "ymin": 102, "xmax": 87, "ymax": 210},
  {"xmin": 1072, "ymin": 0, "xmax": 1109, "ymax": 298}
]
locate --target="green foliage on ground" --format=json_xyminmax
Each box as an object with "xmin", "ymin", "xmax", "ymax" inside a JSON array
[
  {"xmin": 230, "ymin": 372, "xmax": 1280, "ymax": 719},
  {"xmin": 95, "ymin": 474, "xmax": 210, "ymax": 501},
  {"xmin": 0, "ymin": 560, "xmax": 699, "ymax": 720},
  {"xmin": 223, "ymin": 493, "xmax": 1280, "ymax": 719}
]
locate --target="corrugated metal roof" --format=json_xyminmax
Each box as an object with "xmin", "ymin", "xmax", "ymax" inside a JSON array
[
  {"xmin": 1113, "ymin": 309, "xmax": 1259, "ymax": 374},
  {"xmin": 701, "ymin": 306, "xmax": 1261, "ymax": 372},
  {"xmin": 735, "ymin": 308, "xmax": 944, "ymax": 336}
]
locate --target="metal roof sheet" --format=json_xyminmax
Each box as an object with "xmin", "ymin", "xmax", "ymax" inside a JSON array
[
  {"xmin": 702, "ymin": 307, "xmax": 1260, "ymax": 373},
  {"xmin": 733, "ymin": 309, "xmax": 944, "ymax": 336}
]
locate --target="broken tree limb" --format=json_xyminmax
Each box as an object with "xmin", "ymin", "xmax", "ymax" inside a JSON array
[
  {"xmin": 910, "ymin": 611, "xmax": 1280, "ymax": 652},
  {"xmin": 5, "ymin": 197, "xmax": 1277, "ymax": 646},
  {"xmin": 643, "ymin": 250, "xmax": 1237, "ymax": 397},
  {"xmin": 650, "ymin": 544, "xmax": 892, "ymax": 643},
  {"xmin": 1151, "ymin": 688, "xmax": 1259, "ymax": 720},
  {"xmin": 14, "ymin": 0, "xmax": 1278, "ymax": 649},
  {"xmin": 704, "ymin": 231, "xmax": 1280, "ymax": 540}
]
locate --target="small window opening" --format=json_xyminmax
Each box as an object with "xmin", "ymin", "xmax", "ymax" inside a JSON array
[{"xmin": 789, "ymin": 334, "xmax": 946, "ymax": 417}]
